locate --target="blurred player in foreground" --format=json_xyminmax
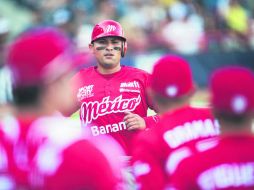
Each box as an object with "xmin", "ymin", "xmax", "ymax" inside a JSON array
[
  {"xmin": 169, "ymin": 66, "xmax": 254, "ymax": 189},
  {"xmin": 131, "ymin": 55, "xmax": 219, "ymax": 190},
  {"xmin": 0, "ymin": 16, "xmax": 13, "ymax": 115},
  {"xmin": 2, "ymin": 27, "xmax": 120, "ymax": 189},
  {"xmin": 70, "ymin": 19, "xmax": 159, "ymax": 155}
]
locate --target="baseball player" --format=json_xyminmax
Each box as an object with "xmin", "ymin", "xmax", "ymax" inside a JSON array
[
  {"xmin": 131, "ymin": 55, "xmax": 220, "ymax": 190},
  {"xmin": 2, "ymin": 27, "xmax": 121, "ymax": 189},
  {"xmin": 70, "ymin": 19, "xmax": 159, "ymax": 154},
  {"xmin": 169, "ymin": 66, "xmax": 254, "ymax": 190}
]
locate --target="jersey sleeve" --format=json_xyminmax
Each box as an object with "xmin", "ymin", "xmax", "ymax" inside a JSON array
[
  {"xmin": 168, "ymin": 156, "xmax": 197, "ymax": 190},
  {"xmin": 61, "ymin": 72, "xmax": 82, "ymax": 117},
  {"xmin": 144, "ymin": 72, "xmax": 157, "ymax": 112},
  {"xmin": 143, "ymin": 115, "xmax": 160, "ymax": 128},
  {"xmin": 143, "ymin": 71, "xmax": 160, "ymax": 128},
  {"xmin": 131, "ymin": 130, "xmax": 166, "ymax": 190}
]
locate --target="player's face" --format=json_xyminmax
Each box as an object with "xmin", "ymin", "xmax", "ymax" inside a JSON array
[{"xmin": 90, "ymin": 37, "xmax": 123, "ymax": 71}]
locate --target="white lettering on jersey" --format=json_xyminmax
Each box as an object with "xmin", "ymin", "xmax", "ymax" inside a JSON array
[
  {"xmin": 77, "ymin": 85, "xmax": 94, "ymax": 101},
  {"xmin": 81, "ymin": 95, "xmax": 141, "ymax": 124},
  {"xmin": 119, "ymin": 89, "xmax": 141, "ymax": 93},
  {"xmin": 166, "ymin": 147, "xmax": 192, "ymax": 175},
  {"xmin": 198, "ymin": 163, "xmax": 254, "ymax": 189},
  {"xmin": 91, "ymin": 122, "xmax": 126, "ymax": 136},
  {"xmin": 133, "ymin": 161, "xmax": 151, "ymax": 177},
  {"xmin": 195, "ymin": 138, "xmax": 219, "ymax": 152},
  {"xmin": 163, "ymin": 119, "xmax": 220, "ymax": 149},
  {"xmin": 120, "ymin": 81, "xmax": 141, "ymax": 93},
  {"xmin": 106, "ymin": 25, "xmax": 116, "ymax": 33},
  {"xmin": 120, "ymin": 81, "xmax": 140, "ymax": 88}
]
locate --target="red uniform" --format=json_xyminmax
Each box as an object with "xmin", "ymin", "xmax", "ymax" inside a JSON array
[
  {"xmin": 131, "ymin": 105, "xmax": 219, "ymax": 190},
  {"xmin": 0, "ymin": 115, "xmax": 119, "ymax": 190},
  {"xmin": 71, "ymin": 65, "xmax": 158, "ymax": 154},
  {"xmin": 3, "ymin": 27, "xmax": 123, "ymax": 190},
  {"xmin": 169, "ymin": 134, "xmax": 254, "ymax": 190}
]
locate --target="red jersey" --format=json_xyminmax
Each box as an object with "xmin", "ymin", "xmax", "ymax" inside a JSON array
[
  {"xmin": 44, "ymin": 139, "xmax": 119, "ymax": 190},
  {"xmin": 131, "ymin": 105, "xmax": 219, "ymax": 190},
  {"xmin": 169, "ymin": 134, "xmax": 254, "ymax": 190},
  {"xmin": 0, "ymin": 115, "xmax": 120, "ymax": 190},
  {"xmin": 71, "ymin": 66, "xmax": 158, "ymax": 154}
]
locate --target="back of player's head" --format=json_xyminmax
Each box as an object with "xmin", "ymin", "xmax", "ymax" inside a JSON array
[
  {"xmin": 150, "ymin": 54, "xmax": 194, "ymax": 99},
  {"xmin": 7, "ymin": 27, "xmax": 74, "ymax": 106},
  {"xmin": 7, "ymin": 27, "xmax": 74, "ymax": 88},
  {"xmin": 210, "ymin": 66, "xmax": 254, "ymax": 117}
]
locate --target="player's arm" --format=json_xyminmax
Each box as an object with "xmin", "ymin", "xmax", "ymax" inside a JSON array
[
  {"xmin": 61, "ymin": 73, "xmax": 81, "ymax": 117},
  {"xmin": 143, "ymin": 73, "xmax": 161, "ymax": 128},
  {"xmin": 123, "ymin": 111, "xmax": 160, "ymax": 131},
  {"xmin": 59, "ymin": 100, "xmax": 79, "ymax": 118}
]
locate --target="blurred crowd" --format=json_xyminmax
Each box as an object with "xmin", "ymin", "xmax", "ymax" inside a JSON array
[{"xmin": 2, "ymin": 0, "xmax": 254, "ymax": 55}]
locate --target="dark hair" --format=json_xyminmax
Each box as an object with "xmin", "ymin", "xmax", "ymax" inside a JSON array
[
  {"xmin": 214, "ymin": 111, "xmax": 253, "ymax": 125},
  {"xmin": 153, "ymin": 92, "xmax": 191, "ymax": 107},
  {"xmin": 12, "ymin": 85, "xmax": 43, "ymax": 107}
]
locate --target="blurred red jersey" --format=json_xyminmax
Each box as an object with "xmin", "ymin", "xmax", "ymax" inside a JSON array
[
  {"xmin": 131, "ymin": 105, "xmax": 219, "ymax": 190},
  {"xmin": 169, "ymin": 134, "xmax": 254, "ymax": 190},
  {"xmin": 71, "ymin": 66, "xmax": 158, "ymax": 154},
  {"xmin": 0, "ymin": 115, "xmax": 119, "ymax": 190}
]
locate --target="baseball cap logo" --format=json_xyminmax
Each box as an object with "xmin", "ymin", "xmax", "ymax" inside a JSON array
[
  {"xmin": 166, "ymin": 85, "xmax": 178, "ymax": 97},
  {"xmin": 231, "ymin": 95, "xmax": 247, "ymax": 114},
  {"xmin": 105, "ymin": 25, "xmax": 116, "ymax": 33}
]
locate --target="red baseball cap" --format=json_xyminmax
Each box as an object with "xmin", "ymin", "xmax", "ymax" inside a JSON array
[
  {"xmin": 210, "ymin": 66, "xmax": 254, "ymax": 115},
  {"xmin": 7, "ymin": 27, "xmax": 74, "ymax": 87},
  {"xmin": 91, "ymin": 20, "xmax": 126, "ymax": 43},
  {"xmin": 150, "ymin": 55, "xmax": 194, "ymax": 98}
]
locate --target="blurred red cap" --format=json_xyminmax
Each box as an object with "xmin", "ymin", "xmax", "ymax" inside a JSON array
[
  {"xmin": 210, "ymin": 66, "xmax": 254, "ymax": 115},
  {"xmin": 7, "ymin": 27, "xmax": 73, "ymax": 87},
  {"xmin": 150, "ymin": 55, "xmax": 194, "ymax": 98}
]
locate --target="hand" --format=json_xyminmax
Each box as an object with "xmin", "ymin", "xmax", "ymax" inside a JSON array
[{"xmin": 123, "ymin": 111, "xmax": 146, "ymax": 131}]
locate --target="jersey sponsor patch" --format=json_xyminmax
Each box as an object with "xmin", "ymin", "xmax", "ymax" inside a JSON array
[
  {"xmin": 77, "ymin": 85, "xmax": 94, "ymax": 101},
  {"xmin": 120, "ymin": 81, "xmax": 141, "ymax": 93}
]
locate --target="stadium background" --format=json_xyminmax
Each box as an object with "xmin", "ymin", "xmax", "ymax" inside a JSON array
[{"xmin": 1, "ymin": 0, "xmax": 254, "ymax": 107}]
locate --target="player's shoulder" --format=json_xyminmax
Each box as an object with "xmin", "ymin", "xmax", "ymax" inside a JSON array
[
  {"xmin": 71, "ymin": 66, "xmax": 96, "ymax": 79},
  {"xmin": 28, "ymin": 115, "xmax": 84, "ymax": 147},
  {"xmin": 133, "ymin": 128, "xmax": 159, "ymax": 147},
  {"xmin": 185, "ymin": 105, "xmax": 214, "ymax": 117},
  {"xmin": 159, "ymin": 105, "xmax": 212, "ymax": 122},
  {"xmin": 63, "ymin": 138, "xmax": 103, "ymax": 157},
  {"xmin": 167, "ymin": 137, "xmax": 219, "ymax": 175},
  {"xmin": 123, "ymin": 65, "xmax": 150, "ymax": 76}
]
